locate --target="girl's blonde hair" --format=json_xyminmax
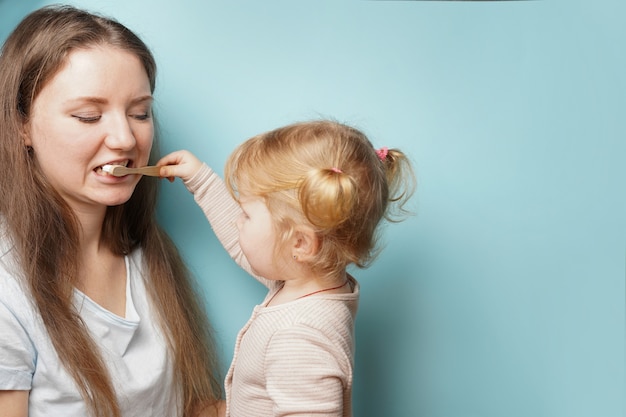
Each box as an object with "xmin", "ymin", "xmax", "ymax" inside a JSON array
[
  {"xmin": 0, "ymin": 6, "xmax": 221, "ymax": 417},
  {"xmin": 225, "ymin": 120, "xmax": 416, "ymax": 279}
]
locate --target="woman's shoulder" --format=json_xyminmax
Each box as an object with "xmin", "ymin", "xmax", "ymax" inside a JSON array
[
  {"xmin": 0, "ymin": 221, "xmax": 24, "ymax": 292},
  {"xmin": 0, "ymin": 243, "xmax": 35, "ymax": 325},
  {"xmin": 0, "ymin": 217, "xmax": 14, "ymax": 258},
  {"xmin": 126, "ymin": 245, "xmax": 144, "ymax": 264}
]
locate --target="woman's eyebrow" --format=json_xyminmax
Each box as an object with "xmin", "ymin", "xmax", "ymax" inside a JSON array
[
  {"xmin": 131, "ymin": 95, "xmax": 154, "ymax": 105},
  {"xmin": 64, "ymin": 95, "xmax": 153, "ymax": 105},
  {"xmin": 65, "ymin": 96, "xmax": 108, "ymax": 105}
]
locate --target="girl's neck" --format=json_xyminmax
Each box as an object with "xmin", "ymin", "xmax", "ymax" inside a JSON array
[{"xmin": 267, "ymin": 271, "xmax": 350, "ymax": 306}]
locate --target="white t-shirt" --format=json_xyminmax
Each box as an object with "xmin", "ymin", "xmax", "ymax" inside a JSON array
[{"xmin": 0, "ymin": 232, "xmax": 178, "ymax": 417}]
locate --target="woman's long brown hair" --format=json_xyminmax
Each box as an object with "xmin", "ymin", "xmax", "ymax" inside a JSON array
[{"xmin": 0, "ymin": 6, "xmax": 221, "ymax": 417}]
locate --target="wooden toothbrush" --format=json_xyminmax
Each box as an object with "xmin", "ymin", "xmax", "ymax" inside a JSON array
[{"xmin": 102, "ymin": 165, "xmax": 162, "ymax": 177}]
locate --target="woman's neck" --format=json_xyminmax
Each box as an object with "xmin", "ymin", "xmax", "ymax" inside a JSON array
[
  {"xmin": 74, "ymin": 206, "xmax": 107, "ymax": 250},
  {"xmin": 76, "ymin": 230, "xmax": 127, "ymax": 317}
]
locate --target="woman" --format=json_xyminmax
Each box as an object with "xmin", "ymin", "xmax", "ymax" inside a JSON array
[{"xmin": 0, "ymin": 5, "xmax": 223, "ymax": 417}]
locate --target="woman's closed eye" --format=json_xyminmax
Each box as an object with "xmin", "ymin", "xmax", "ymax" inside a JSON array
[
  {"xmin": 130, "ymin": 112, "xmax": 151, "ymax": 121},
  {"xmin": 72, "ymin": 113, "xmax": 101, "ymax": 123},
  {"xmin": 128, "ymin": 99, "xmax": 153, "ymax": 121}
]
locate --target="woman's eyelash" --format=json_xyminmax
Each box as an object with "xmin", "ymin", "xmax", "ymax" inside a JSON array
[
  {"xmin": 133, "ymin": 113, "xmax": 150, "ymax": 121},
  {"xmin": 72, "ymin": 115, "xmax": 100, "ymax": 123},
  {"xmin": 72, "ymin": 113, "xmax": 151, "ymax": 122}
]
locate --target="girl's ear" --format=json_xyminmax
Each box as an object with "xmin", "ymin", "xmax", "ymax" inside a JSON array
[{"xmin": 291, "ymin": 225, "xmax": 320, "ymax": 261}]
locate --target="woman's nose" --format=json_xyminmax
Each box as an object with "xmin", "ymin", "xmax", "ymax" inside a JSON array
[{"xmin": 104, "ymin": 115, "xmax": 136, "ymax": 150}]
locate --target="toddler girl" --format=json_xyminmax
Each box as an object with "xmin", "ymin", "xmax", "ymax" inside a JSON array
[{"xmin": 159, "ymin": 120, "xmax": 415, "ymax": 416}]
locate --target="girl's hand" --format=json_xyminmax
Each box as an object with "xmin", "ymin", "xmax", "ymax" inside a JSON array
[{"xmin": 157, "ymin": 150, "xmax": 203, "ymax": 183}]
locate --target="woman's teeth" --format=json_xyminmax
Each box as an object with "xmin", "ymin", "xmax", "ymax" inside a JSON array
[{"xmin": 99, "ymin": 162, "xmax": 129, "ymax": 174}]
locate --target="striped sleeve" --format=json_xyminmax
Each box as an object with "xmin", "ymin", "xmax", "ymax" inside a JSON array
[{"xmin": 183, "ymin": 163, "xmax": 273, "ymax": 288}]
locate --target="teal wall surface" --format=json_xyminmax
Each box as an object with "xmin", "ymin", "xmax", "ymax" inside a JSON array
[{"xmin": 1, "ymin": 1, "xmax": 624, "ymax": 416}]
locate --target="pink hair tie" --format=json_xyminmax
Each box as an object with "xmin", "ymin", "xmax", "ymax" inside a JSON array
[
  {"xmin": 331, "ymin": 167, "xmax": 343, "ymax": 174},
  {"xmin": 376, "ymin": 146, "xmax": 388, "ymax": 161}
]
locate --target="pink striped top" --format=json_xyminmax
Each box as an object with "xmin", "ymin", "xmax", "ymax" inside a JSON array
[{"xmin": 184, "ymin": 164, "xmax": 358, "ymax": 417}]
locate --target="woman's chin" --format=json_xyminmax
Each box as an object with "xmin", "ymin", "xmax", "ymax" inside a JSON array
[{"xmin": 99, "ymin": 191, "xmax": 136, "ymax": 208}]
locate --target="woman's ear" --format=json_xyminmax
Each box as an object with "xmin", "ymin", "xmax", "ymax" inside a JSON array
[
  {"xmin": 291, "ymin": 225, "xmax": 320, "ymax": 261},
  {"xmin": 21, "ymin": 123, "xmax": 32, "ymax": 147}
]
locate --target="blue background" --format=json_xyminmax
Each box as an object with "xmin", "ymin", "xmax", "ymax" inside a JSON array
[{"xmin": 2, "ymin": 1, "xmax": 624, "ymax": 416}]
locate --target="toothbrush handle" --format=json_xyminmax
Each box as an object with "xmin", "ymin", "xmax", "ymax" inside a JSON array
[
  {"xmin": 111, "ymin": 165, "xmax": 162, "ymax": 177},
  {"xmin": 126, "ymin": 166, "xmax": 162, "ymax": 176}
]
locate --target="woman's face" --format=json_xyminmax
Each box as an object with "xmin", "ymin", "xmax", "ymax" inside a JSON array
[{"xmin": 25, "ymin": 46, "xmax": 154, "ymax": 214}]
